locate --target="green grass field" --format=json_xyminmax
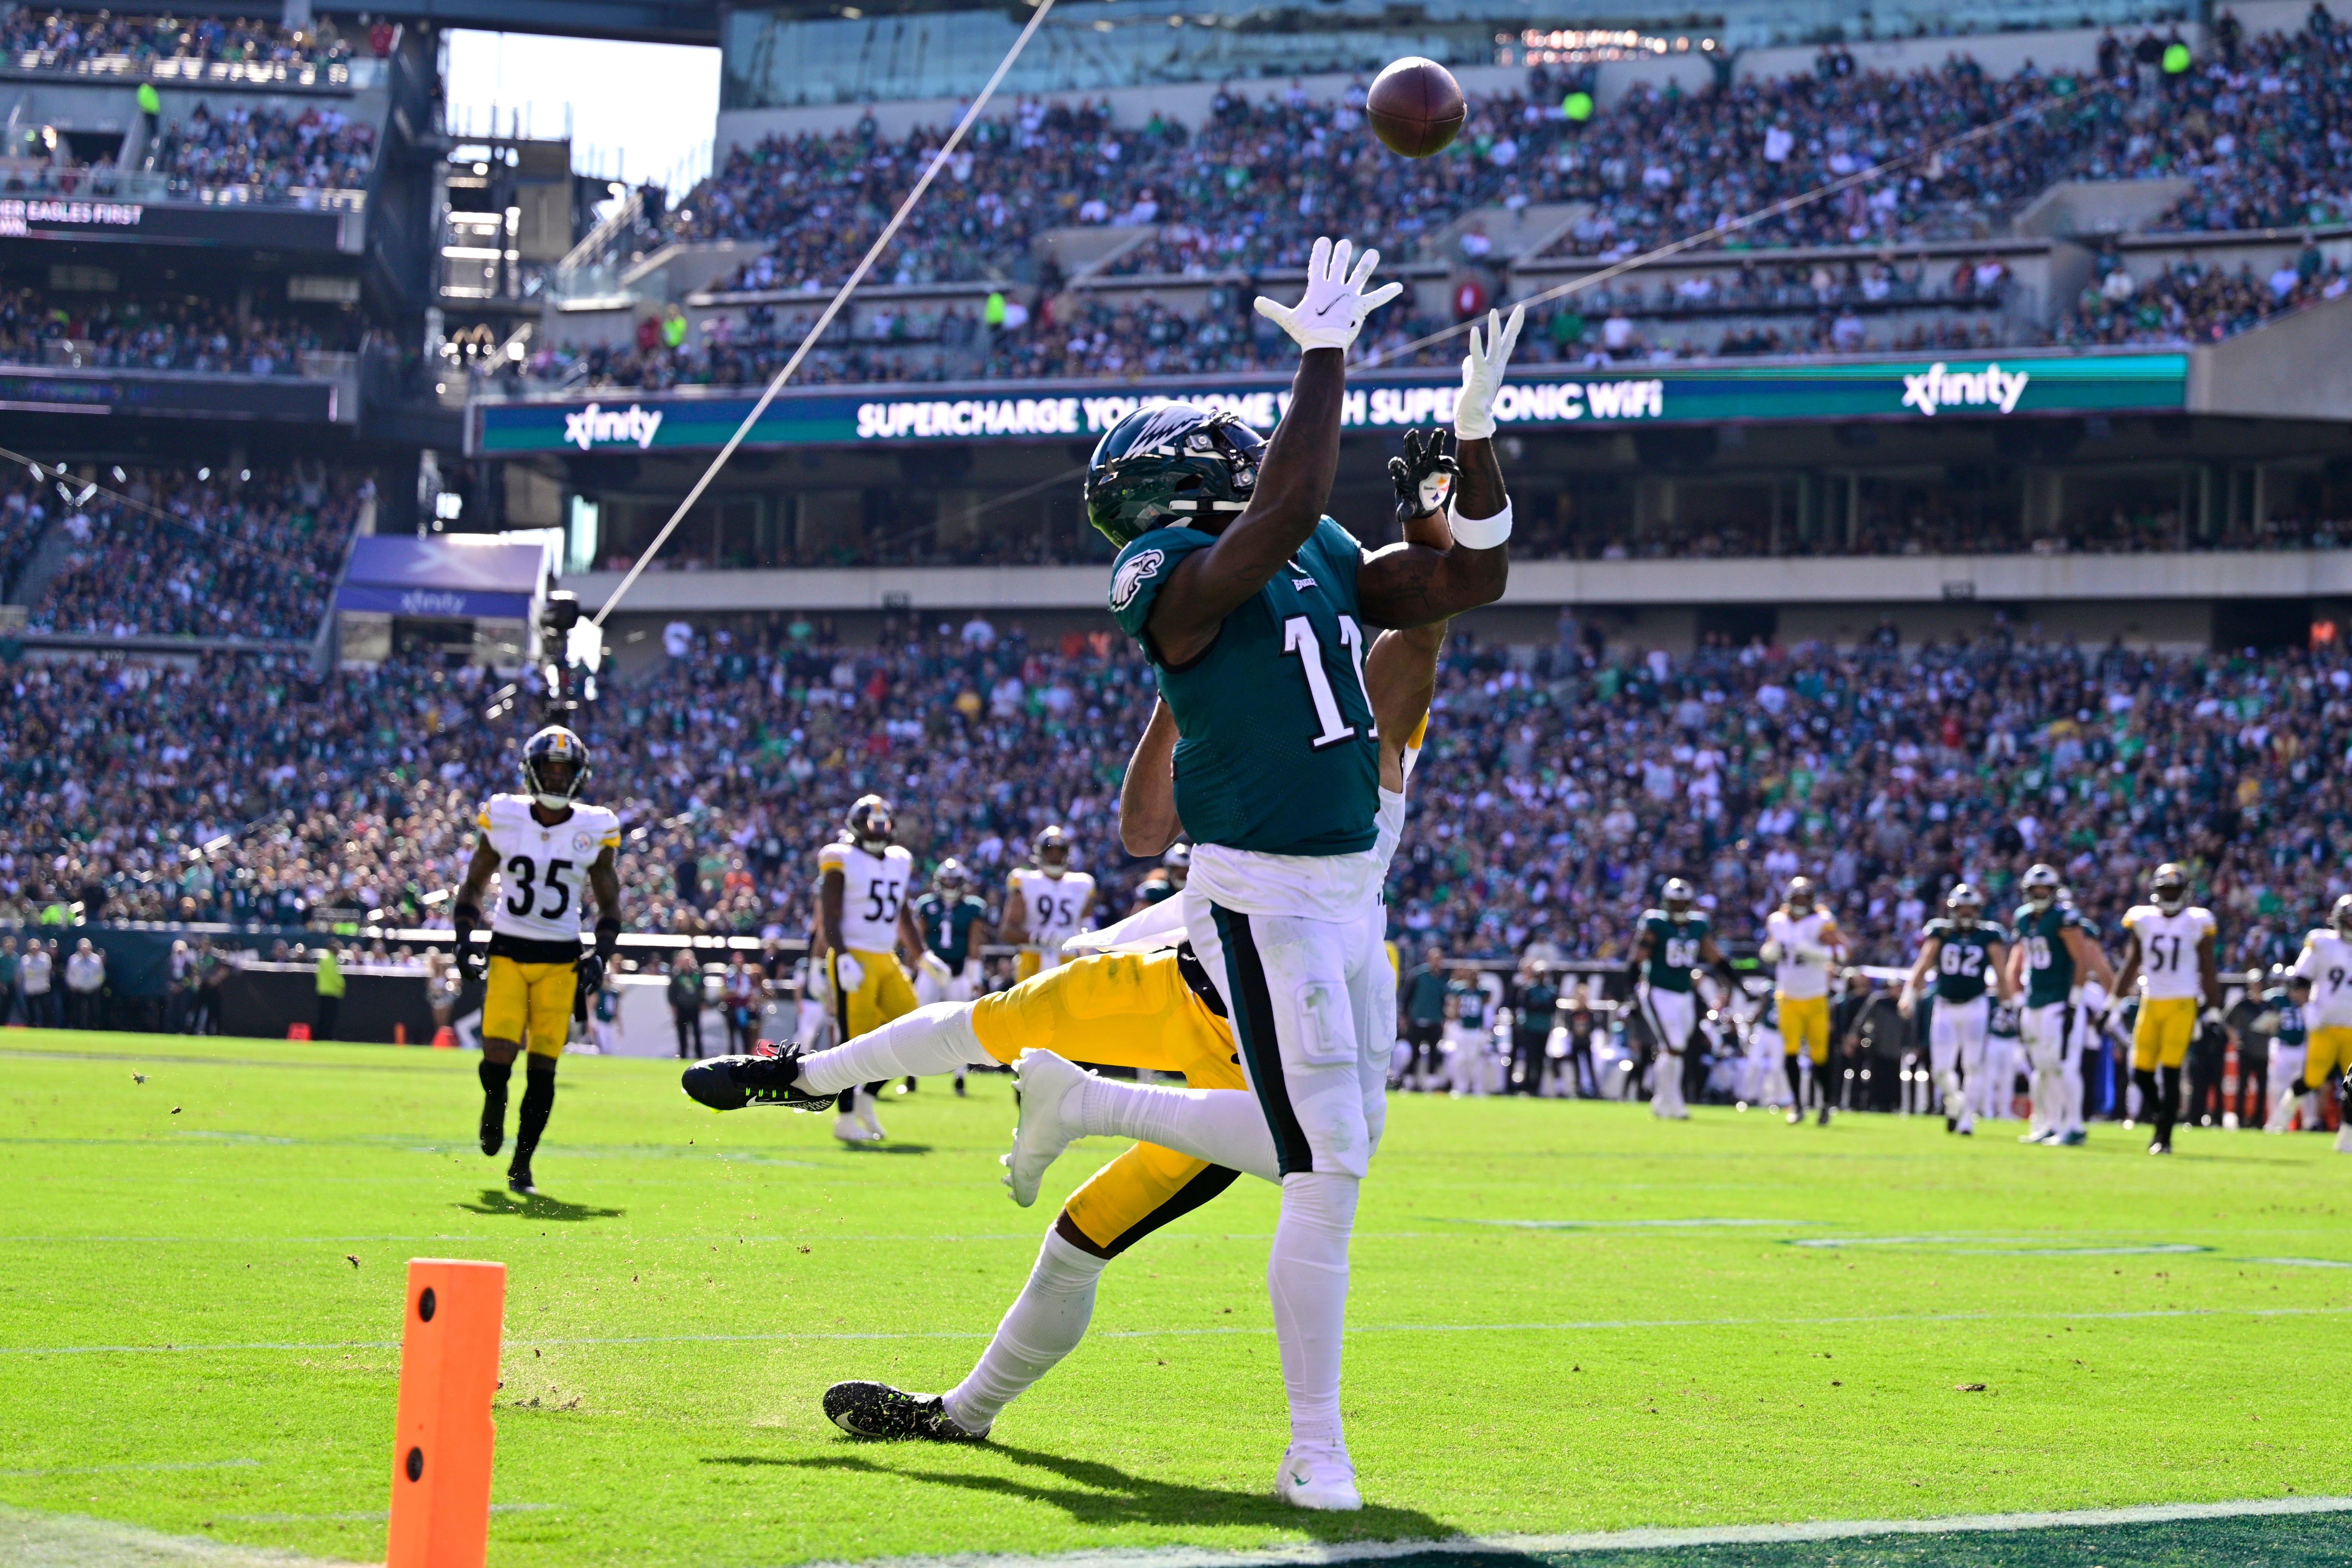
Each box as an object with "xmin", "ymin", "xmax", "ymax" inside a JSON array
[{"xmin": 3, "ymin": 1031, "xmax": 2349, "ymax": 1568}]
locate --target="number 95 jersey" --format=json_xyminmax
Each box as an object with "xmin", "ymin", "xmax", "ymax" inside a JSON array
[{"xmin": 478, "ymin": 794, "xmax": 622, "ymax": 947}]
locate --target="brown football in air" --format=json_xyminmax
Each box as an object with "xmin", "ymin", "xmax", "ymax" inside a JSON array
[{"xmin": 1366, "ymin": 57, "xmax": 1466, "ymax": 158}]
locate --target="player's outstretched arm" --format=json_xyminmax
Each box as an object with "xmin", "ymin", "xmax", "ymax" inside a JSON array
[
  {"xmin": 1357, "ymin": 308, "xmax": 1522, "ymax": 629},
  {"xmin": 1900, "ymin": 941, "xmax": 1937, "ymax": 1018},
  {"xmin": 452, "ymin": 838, "xmax": 500, "ymax": 977},
  {"xmin": 817, "ymin": 868, "xmax": 846, "ymax": 961},
  {"xmin": 2108, "ymin": 932, "xmax": 2143, "ymax": 1019},
  {"xmin": 1361, "ymin": 461, "xmax": 1454, "ymax": 774},
  {"xmin": 1149, "ymin": 238, "xmax": 1395, "ymax": 666},
  {"xmin": 1119, "ymin": 697, "xmax": 1182, "ymax": 857}
]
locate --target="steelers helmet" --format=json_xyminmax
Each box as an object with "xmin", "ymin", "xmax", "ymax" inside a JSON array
[
  {"xmin": 522, "ymin": 725, "xmax": 589, "ymax": 809},
  {"xmin": 2333, "ymin": 893, "xmax": 2352, "ymax": 936},
  {"xmin": 1034, "ymin": 824, "xmax": 1072, "ymax": 874},
  {"xmin": 1085, "ymin": 404, "xmax": 1264, "ymax": 546},
  {"xmin": 1946, "ymin": 883, "xmax": 1983, "ymax": 925},
  {"xmin": 933, "ymin": 857, "xmax": 970, "ymax": 896},
  {"xmin": 2149, "ymin": 862, "xmax": 2189, "ymax": 915},
  {"xmin": 2022, "ymin": 863, "xmax": 2061, "ymax": 907},
  {"xmin": 1784, "ymin": 875, "xmax": 1816, "ymax": 914},
  {"xmin": 1662, "ymin": 877, "xmax": 1696, "ymax": 915},
  {"xmin": 845, "ymin": 795, "xmax": 894, "ymax": 852}
]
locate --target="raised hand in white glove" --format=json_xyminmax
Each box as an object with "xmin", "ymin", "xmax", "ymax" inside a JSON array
[
  {"xmin": 1452, "ymin": 303, "xmax": 1525, "ymax": 442},
  {"xmin": 832, "ymin": 951, "xmax": 864, "ymax": 993},
  {"xmin": 1253, "ymin": 236, "xmax": 1403, "ymax": 353}
]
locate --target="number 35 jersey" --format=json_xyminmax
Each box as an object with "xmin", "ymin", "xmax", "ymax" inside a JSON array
[
  {"xmin": 1111, "ymin": 516, "xmax": 1377, "ymax": 858},
  {"xmin": 477, "ymin": 794, "xmax": 622, "ymax": 956}
]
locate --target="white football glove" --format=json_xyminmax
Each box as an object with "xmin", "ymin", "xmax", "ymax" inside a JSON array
[
  {"xmin": 832, "ymin": 952, "xmax": 864, "ymax": 992},
  {"xmin": 1452, "ymin": 303, "xmax": 1526, "ymax": 442},
  {"xmin": 1759, "ymin": 939, "xmax": 1784, "ymax": 964},
  {"xmin": 919, "ymin": 950, "xmax": 953, "ymax": 985},
  {"xmin": 1253, "ymin": 236, "xmax": 1402, "ymax": 353}
]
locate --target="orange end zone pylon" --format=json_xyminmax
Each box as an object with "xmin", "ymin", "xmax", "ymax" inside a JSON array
[{"xmin": 387, "ymin": 1259, "xmax": 506, "ymax": 1568}]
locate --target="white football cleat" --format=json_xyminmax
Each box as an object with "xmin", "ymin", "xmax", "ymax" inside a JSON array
[
  {"xmin": 1274, "ymin": 1445, "xmax": 1362, "ymax": 1512},
  {"xmin": 833, "ymin": 1113, "xmax": 881, "ymax": 1144},
  {"xmin": 2337, "ymin": 1124, "xmax": 2352, "ymax": 1154},
  {"xmin": 1002, "ymin": 1049, "xmax": 1090, "ymax": 1207}
]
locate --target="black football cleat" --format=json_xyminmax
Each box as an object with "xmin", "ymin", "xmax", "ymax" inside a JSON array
[
  {"xmin": 479, "ymin": 1093, "xmax": 506, "ymax": 1158},
  {"xmin": 1816, "ymin": 1102, "xmax": 1832, "ymax": 1127},
  {"xmin": 823, "ymin": 1381, "xmax": 987, "ymax": 1442},
  {"xmin": 681, "ymin": 1049, "xmax": 836, "ymax": 1112},
  {"xmin": 507, "ymin": 1159, "xmax": 536, "ymax": 1195}
]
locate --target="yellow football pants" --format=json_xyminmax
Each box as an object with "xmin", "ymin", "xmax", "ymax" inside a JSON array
[
  {"xmin": 1778, "ymin": 993, "xmax": 1831, "ymax": 1064},
  {"xmin": 482, "ymin": 956, "xmax": 574, "ymax": 1059},
  {"xmin": 832, "ymin": 948, "xmax": 916, "ymax": 1041},
  {"xmin": 971, "ymin": 949, "xmax": 1243, "ymax": 1257},
  {"xmin": 2305, "ymin": 1024, "xmax": 2352, "ymax": 1089},
  {"xmin": 2132, "ymin": 995, "xmax": 2197, "ymax": 1071}
]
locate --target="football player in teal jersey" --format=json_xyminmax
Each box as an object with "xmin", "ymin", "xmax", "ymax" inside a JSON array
[
  {"xmin": 906, "ymin": 859, "xmax": 992, "ymax": 1096},
  {"xmin": 2005, "ymin": 863, "xmax": 2116, "ymax": 1146},
  {"xmin": 1899, "ymin": 884, "xmax": 2012, "ymax": 1136},
  {"xmin": 1028, "ymin": 238, "xmax": 1519, "ymax": 1511},
  {"xmin": 1625, "ymin": 877, "xmax": 1734, "ymax": 1120}
]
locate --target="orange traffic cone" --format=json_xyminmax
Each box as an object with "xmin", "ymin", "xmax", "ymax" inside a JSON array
[
  {"xmin": 432, "ymin": 1027, "xmax": 457, "ymax": 1050},
  {"xmin": 394, "ymin": 1023, "xmax": 409, "ymax": 1046}
]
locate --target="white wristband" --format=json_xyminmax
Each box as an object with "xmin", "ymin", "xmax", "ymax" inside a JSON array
[{"xmin": 1448, "ymin": 498, "xmax": 1513, "ymax": 550}]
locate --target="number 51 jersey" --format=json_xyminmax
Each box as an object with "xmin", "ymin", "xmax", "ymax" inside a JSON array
[{"xmin": 478, "ymin": 793, "xmax": 622, "ymax": 951}]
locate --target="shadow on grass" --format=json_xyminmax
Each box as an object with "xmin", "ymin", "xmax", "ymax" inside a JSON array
[
  {"xmin": 836, "ymin": 1144, "xmax": 935, "ymax": 1155},
  {"xmin": 452, "ymin": 1189, "xmax": 625, "ymax": 1221},
  {"xmin": 708, "ymin": 1447, "xmax": 1458, "ymax": 1541}
]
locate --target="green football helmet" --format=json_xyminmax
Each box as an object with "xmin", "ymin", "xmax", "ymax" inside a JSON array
[{"xmin": 1085, "ymin": 403, "xmax": 1264, "ymax": 547}]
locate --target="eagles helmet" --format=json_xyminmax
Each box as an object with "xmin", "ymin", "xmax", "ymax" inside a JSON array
[
  {"xmin": 1085, "ymin": 403, "xmax": 1265, "ymax": 546},
  {"xmin": 1784, "ymin": 876, "xmax": 1816, "ymax": 914},
  {"xmin": 1163, "ymin": 842, "xmax": 1191, "ymax": 885},
  {"xmin": 1946, "ymin": 883, "xmax": 1983, "ymax": 925},
  {"xmin": 934, "ymin": 857, "xmax": 971, "ymax": 896},
  {"xmin": 2150, "ymin": 862, "xmax": 2189, "ymax": 914},
  {"xmin": 522, "ymin": 725, "xmax": 589, "ymax": 810},
  {"xmin": 1661, "ymin": 877, "xmax": 1695, "ymax": 915},
  {"xmin": 2022, "ymin": 863, "xmax": 2061, "ymax": 907},
  {"xmin": 845, "ymin": 795, "xmax": 894, "ymax": 852},
  {"xmin": 1034, "ymin": 824, "xmax": 1073, "ymax": 875}
]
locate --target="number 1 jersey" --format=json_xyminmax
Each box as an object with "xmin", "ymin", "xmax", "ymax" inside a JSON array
[
  {"xmin": 1110, "ymin": 516, "xmax": 1379, "ymax": 858},
  {"xmin": 477, "ymin": 794, "xmax": 622, "ymax": 957}
]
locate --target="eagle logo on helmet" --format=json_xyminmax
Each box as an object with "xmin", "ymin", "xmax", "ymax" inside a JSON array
[
  {"xmin": 522, "ymin": 725, "xmax": 590, "ymax": 810},
  {"xmin": 1661, "ymin": 877, "xmax": 1695, "ymax": 914},
  {"xmin": 2021, "ymin": 863, "xmax": 2061, "ymax": 907},
  {"xmin": 1086, "ymin": 404, "xmax": 1265, "ymax": 548}
]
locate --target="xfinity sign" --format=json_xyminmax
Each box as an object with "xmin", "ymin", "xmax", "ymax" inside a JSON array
[
  {"xmin": 1901, "ymin": 362, "xmax": 2031, "ymax": 417},
  {"xmin": 563, "ymin": 401, "xmax": 664, "ymax": 450}
]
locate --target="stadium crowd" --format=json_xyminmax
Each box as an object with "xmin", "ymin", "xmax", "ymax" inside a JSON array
[
  {"xmin": 0, "ymin": 287, "xmax": 358, "ymax": 374},
  {"xmin": 4, "ymin": 617, "xmax": 2344, "ymax": 1002},
  {"xmin": 152, "ymin": 101, "xmax": 377, "ymax": 194},
  {"xmin": 0, "ymin": 9, "xmax": 356, "ymax": 69},
  {"xmin": 2061, "ymin": 243, "xmax": 2352, "ymax": 346},
  {"xmin": 676, "ymin": 19, "xmax": 2352, "ymax": 305},
  {"xmin": 6, "ymin": 464, "xmax": 365, "ymax": 640}
]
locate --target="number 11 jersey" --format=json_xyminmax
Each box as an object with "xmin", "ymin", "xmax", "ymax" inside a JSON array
[
  {"xmin": 477, "ymin": 794, "xmax": 622, "ymax": 957},
  {"xmin": 1110, "ymin": 516, "xmax": 1378, "ymax": 858}
]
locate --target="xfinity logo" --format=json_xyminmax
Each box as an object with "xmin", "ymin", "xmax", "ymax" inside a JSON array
[
  {"xmin": 563, "ymin": 401, "xmax": 664, "ymax": 450},
  {"xmin": 1902, "ymin": 362, "xmax": 2030, "ymax": 417},
  {"xmin": 400, "ymin": 590, "xmax": 468, "ymax": 616}
]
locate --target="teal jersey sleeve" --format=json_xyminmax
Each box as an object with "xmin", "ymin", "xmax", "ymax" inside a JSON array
[{"xmin": 1110, "ymin": 526, "xmax": 1217, "ymax": 656}]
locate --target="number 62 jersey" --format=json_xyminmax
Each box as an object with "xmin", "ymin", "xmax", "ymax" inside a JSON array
[{"xmin": 478, "ymin": 793, "xmax": 622, "ymax": 952}]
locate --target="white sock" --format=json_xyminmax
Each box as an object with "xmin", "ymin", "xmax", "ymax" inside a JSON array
[
  {"xmin": 943, "ymin": 1228, "xmax": 1106, "ymax": 1435},
  {"xmin": 796, "ymin": 1004, "xmax": 986, "ymax": 1096},
  {"xmin": 1074, "ymin": 1078, "xmax": 1280, "ymax": 1183},
  {"xmin": 1268, "ymin": 1171, "xmax": 1356, "ymax": 1454}
]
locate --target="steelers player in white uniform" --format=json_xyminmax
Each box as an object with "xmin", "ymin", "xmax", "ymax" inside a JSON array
[
  {"xmin": 453, "ymin": 725, "xmax": 622, "ymax": 1197},
  {"xmin": 1762, "ymin": 877, "xmax": 1846, "ymax": 1125},
  {"xmin": 816, "ymin": 795, "xmax": 917, "ymax": 1143},
  {"xmin": 2289, "ymin": 895, "xmax": 2352, "ymax": 1153},
  {"xmin": 2107, "ymin": 863, "xmax": 2225, "ymax": 1156},
  {"xmin": 1002, "ymin": 826, "xmax": 1096, "ymax": 980}
]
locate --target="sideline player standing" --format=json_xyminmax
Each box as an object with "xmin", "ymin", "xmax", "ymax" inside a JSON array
[
  {"xmin": 2007, "ymin": 863, "xmax": 2117, "ymax": 1147},
  {"xmin": 1002, "ymin": 827, "xmax": 1096, "ymax": 980},
  {"xmin": 907, "ymin": 858, "xmax": 991, "ymax": 1096},
  {"xmin": 816, "ymin": 795, "xmax": 915, "ymax": 1142},
  {"xmin": 1762, "ymin": 877, "xmax": 1845, "ymax": 1125},
  {"xmin": 2107, "ymin": 863, "xmax": 2225, "ymax": 1155},
  {"xmin": 2288, "ymin": 896, "xmax": 2352, "ymax": 1152},
  {"xmin": 1899, "ymin": 884, "xmax": 2010, "ymax": 1136},
  {"xmin": 1625, "ymin": 878, "xmax": 1732, "ymax": 1120},
  {"xmin": 454, "ymin": 725, "xmax": 622, "ymax": 1197}
]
